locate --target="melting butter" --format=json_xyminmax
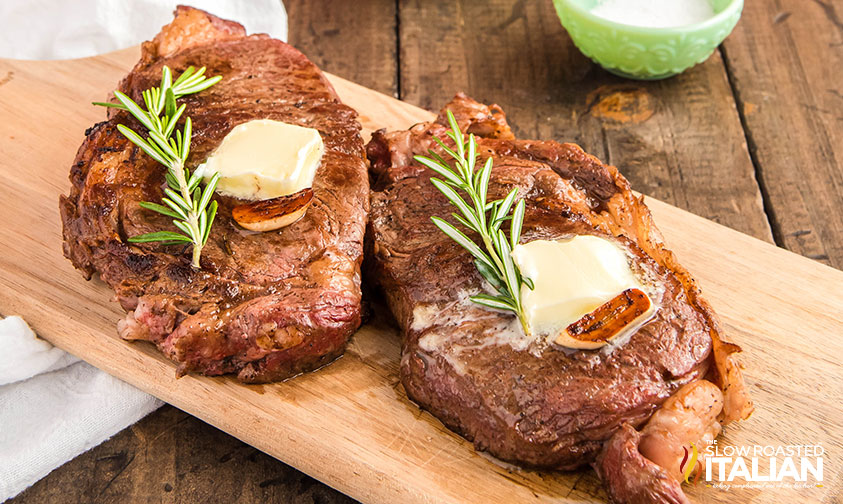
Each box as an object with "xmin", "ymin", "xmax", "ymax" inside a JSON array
[
  {"xmin": 196, "ymin": 119, "xmax": 324, "ymax": 201},
  {"xmin": 510, "ymin": 235, "xmax": 655, "ymax": 350}
]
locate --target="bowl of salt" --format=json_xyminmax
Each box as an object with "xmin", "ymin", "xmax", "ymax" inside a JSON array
[{"xmin": 552, "ymin": 0, "xmax": 743, "ymax": 79}]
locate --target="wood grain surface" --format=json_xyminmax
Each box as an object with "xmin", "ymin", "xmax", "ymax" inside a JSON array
[
  {"xmin": 720, "ymin": 0, "xmax": 843, "ymax": 269},
  {"xmin": 285, "ymin": 0, "xmax": 398, "ymax": 97},
  {"xmin": 5, "ymin": 1, "xmax": 843, "ymax": 503}
]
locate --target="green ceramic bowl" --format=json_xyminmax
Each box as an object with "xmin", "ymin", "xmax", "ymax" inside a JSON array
[{"xmin": 552, "ymin": 0, "xmax": 743, "ymax": 79}]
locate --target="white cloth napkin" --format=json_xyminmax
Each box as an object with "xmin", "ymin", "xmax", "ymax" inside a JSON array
[
  {"xmin": 0, "ymin": 316, "xmax": 164, "ymax": 501},
  {"xmin": 0, "ymin": 1, "xmax": 288, "ymax": 500},
  {"xmin": 0, "ymin": 0, "xmax": 288, "ymax": 60}
]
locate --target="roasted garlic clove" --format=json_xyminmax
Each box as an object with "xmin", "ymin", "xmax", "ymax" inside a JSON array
[
  {"xmin": 232, "ymin": 188, "xmax": 313, "ymax": 232},
  {"xmin": 555, "ymin": 288, "xmax": 654, "ymax": 350}
]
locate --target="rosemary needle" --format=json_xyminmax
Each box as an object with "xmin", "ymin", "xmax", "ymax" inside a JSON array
[
  {"xmin": 414, "ymin": 110, "xmax": 533, "ymax": 333},
  {"xmin": 94, "ymin": 66, "xmax": 221, "ymax": 269}
]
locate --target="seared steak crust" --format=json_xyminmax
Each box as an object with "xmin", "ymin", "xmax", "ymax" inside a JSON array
[
  {"xmin": 366, "ymin": 94, "xmax": 740, "ymax": 469},
  {"xmin": 60, "ymin": 7, "xmax": 369, "ymax": 383}
]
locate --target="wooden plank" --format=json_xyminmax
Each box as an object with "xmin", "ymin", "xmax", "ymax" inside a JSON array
[
  {"xmin": 1, "ymin": 48, "xmax": 841, "ymax": 504},
  {"xmin": 398, "ymin": 0, "xmax": 774, "ymax": 242},
  {"xmin": 9, "ymin": 5, "xmax": 400, "ymax": 503},
  {"xmin": 13, "ymin": 406, "xmax": 355, "ymax": 503},
  {"xmin": 720, "ymin": 0, "xmax": 843, "ymax": 269},
  {"xmin": 286, "ymin": 0, "xmax": 398, "ymax": 96}
]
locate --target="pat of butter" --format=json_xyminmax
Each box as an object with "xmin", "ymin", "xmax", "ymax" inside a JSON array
[
  {"xmin": 510, "ymin": 236, "xmax": 654, "ymax": 349},
  {"xmin": 196, "ymin": 119, "xmax": 324, "ymax": 201}
]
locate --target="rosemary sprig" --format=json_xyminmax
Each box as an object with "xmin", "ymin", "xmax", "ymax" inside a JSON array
[
  {"xmin": 94, "ymin": 66, "xmax": 222, "ymax": 269},
  {"xmin": 414, "ymin": 110, "xmax": 534, "ymax": 333}
]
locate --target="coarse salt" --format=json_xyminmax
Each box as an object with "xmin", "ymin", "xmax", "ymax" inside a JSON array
[{"xmin": 590, "ymin": 0, "xmax": 715, "ymax": 28}]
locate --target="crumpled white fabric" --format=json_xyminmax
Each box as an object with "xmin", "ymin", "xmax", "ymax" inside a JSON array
[
  {"xmin": 0, "ymin": 0, "xmax": 288, "ymax": 60},
  {"xmin": 0, "ymin": 316, "xmax": 164, "ymax": 501},
  {"xmin": 0, "ymin": 1, "xmax": 288, "ymax": 500}
]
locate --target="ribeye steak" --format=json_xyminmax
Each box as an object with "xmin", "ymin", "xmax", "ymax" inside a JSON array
[
  {"xmin": 366, "ymin": 94, "xmax": 750, "ymax": 470},
  {"xmin": 60, "ymin": 6, "xmax": 369, "ymax": 383}
]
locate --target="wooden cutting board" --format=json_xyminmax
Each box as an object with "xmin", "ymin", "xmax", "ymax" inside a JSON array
[{"xmin": 0, "ymin": 48, "xmax": 840, "ymax": 504}]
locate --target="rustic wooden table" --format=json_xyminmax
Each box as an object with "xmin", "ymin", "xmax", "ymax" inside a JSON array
[{"xmin": 12, "ymin": 0, "xmax": 842, "ymax": 502}]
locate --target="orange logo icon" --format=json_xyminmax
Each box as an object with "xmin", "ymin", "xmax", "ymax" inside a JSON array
[{"xmin": 680, "ymin": 443, "xmax": 701, "ymax": 485}]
